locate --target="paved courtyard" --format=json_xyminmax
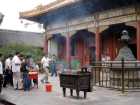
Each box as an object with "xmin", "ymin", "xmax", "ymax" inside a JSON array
[{"xmin": 1, "ymin": 74, "xmax": 140, "ymax": 105}]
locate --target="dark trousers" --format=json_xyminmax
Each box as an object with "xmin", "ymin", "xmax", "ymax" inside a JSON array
[
  {"xmin": 51, "ymin": 70, "xmax": 57, "ymax": 76},
  {"xmin": 23, "ymin": 73, "xmax": 31, "ymax": 91},
  {"xmin": 3, "ymin": 69, "xmax": 13, "ymax": 87},
  {"xmin": 50, "ymin": 64, "xmax": 57, "ymax": 77}
]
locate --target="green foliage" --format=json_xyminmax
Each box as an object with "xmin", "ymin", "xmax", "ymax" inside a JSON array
[{"xmin": 0, "ymin": 43, "xmax": 43, "ymax": 61}]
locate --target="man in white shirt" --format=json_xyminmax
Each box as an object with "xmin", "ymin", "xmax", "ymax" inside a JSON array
[
  {"xmin": 41, "ymin": 55, "xmax": 51, "ymax": 83},
  {"xmin": 0, "ymin": 53, "xmax": 3, "ymax": 93},
  {"xmin": 12, "ymin": 52, "xmax": 22, "ymax": 89},
  {"xmin": 3, "ymin": 54, "xmax": 13, "ymax": 87}
]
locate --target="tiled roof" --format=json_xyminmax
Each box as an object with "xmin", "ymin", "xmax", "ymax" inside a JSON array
[{"xmin": 20, "ymin": 0, "xmax": 77, "ymax": 18}]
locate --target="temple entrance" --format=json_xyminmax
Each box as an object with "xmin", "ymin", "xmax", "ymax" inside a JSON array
[
  {"xmin": 48, "ymin": 34, "xmax": 66, "ymax": 60},
  {"xmin": 71, "ymin": 29, "xmax": 95, "ymax": 66},
  {"xmin": 101, "ymin": 23, "xmax": 136, "ymax": 60}
]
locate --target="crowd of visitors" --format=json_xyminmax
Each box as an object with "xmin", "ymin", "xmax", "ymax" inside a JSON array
[{"xmin": 0, "ymin": 52, "xmax": 58, "ymax": 92}]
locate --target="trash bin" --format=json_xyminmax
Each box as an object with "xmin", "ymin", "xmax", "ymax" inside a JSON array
[{"xmin": 45, "ymin": 83, "xmax": 52, "ymax": 92}]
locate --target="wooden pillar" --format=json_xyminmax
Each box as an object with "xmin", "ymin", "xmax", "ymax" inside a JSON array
[
  {"xmin": 95, "ymin": 27, "xmax": 101, "ymax": 61},
  {"xmin": 43, "ymin": 36, "xmax": 48, "ymax": 54},
  {"xmin": 137, "ymin": 21, "xmax": 140, "ymax": 60},
  {"xmin": 66, "ymin": 33, "xmax": 71, "ymax": 68}
]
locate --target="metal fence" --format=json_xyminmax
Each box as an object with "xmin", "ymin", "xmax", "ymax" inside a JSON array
[{"xmin": 91, "ymin": 60, "xmax": 140, "ymax": 93}]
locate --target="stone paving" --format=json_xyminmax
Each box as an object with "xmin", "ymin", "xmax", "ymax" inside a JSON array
[{"xmin": 1, "ymin": 74, "xmax": 140, "ymax": 105}]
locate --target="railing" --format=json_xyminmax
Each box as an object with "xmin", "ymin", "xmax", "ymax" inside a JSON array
[{"xmin": 90, "ymin": 60, "xmax": 140, "ymax": 93}]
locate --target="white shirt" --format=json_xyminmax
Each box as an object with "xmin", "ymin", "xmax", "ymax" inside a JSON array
[
  {"xmin": 12, "ymin": 55, "xmax": 21, "ymax": 72},
  {"xmin": 5, "ymin": 58, "xmax": 12, "ymax": 69},
  {"xmin": 0, "ymin": 61, "xmax": 3, "ymax": 74},
  {"xmin": 35, "ymin": 64, "xmax": 39, "ymax": 71},
  {"xmin": 41, "ymin": 56, "xmax": 51, "ymax": 69}
]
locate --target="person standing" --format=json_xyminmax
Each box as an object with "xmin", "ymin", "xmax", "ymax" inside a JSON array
[
  {"xmin": 3, "ymin": 54, "xmax": 13, "ymax": 87},
  {"xmin": 21, "ymin": 57, "xmax": 31, "ymax": 91},
  {"xmin": 50, "ymin": 55, "xmax": 57, "ymax": 77},
  {"xmin": 12, "ymin": 52, "xmax": 22, "ymax": 90},
  {"xmin": 41, "ymin": 55, "xmax": 51, "ymax": 83},
  {"xmin": 50, "ymin": 60, "xmax": 57, "ymax": 77},
  {"xmin": 0, "ymin": 53, "xmax": 3, "ymax": 93}
]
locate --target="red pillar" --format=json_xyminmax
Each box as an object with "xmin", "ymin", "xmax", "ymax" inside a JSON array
[
  {"xmin": 66, "ymin": 33, "xmax": 71, "ymax": 68},
  {"xmin": 43, "ymin": 36, "xmax": 48, "ymax": 54},
  {"xmin": 95, "ymin": 27, "xmax": 101, "ymax": 61},
  {"xmin": 137, "ymin": 21, "xmax": 140, "ymax": 60}
]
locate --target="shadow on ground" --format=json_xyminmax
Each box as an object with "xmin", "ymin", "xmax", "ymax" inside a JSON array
[{"xmin": 0, "ymin": 97, "xmax": 16, "ymax": 105}]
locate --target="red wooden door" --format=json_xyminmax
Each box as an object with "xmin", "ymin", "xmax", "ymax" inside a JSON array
[
  {"xmin": 76, "ymin": 39, "xmax": 89, "ymax": 66},
  {"xmin": 77, "ymin": 40, "xmax": 84, "ymax": 65}
]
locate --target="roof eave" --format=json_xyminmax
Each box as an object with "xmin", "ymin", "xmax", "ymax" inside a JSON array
[{"xmin": 20, "ymin": 0, "xmax": 78, "ymax": 19}]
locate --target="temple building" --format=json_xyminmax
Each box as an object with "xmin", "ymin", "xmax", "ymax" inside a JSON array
[{"xmin": 20, "ymin": 0, "xmax": 140, "ymax": 66}]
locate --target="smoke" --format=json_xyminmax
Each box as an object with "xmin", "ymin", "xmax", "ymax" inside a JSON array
[
  {"xmin": 40, "ymin": 0, "xmax": 140, "ymax": 26},
  {"xmin": 41, "ymin": 0, "xmax": 95, "ymax": 25}
]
